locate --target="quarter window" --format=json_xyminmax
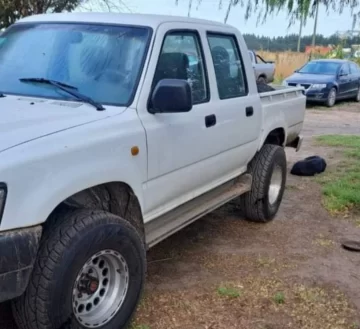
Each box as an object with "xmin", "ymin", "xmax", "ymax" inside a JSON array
[
  {"xmin": 207, "ymin": 34, "xmax": 247, "ymax": 99},
  {"xmin": 152, "ymin": 31, "xmax": 208, "ymax": 104}
]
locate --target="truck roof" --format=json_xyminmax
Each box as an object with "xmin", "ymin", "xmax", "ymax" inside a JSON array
[{"xmin": 17, "ymin": 12, "xmax": 228, "ymax": 29}]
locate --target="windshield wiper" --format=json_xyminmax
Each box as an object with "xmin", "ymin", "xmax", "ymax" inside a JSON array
[{"xmin": 19, "ymin": 78, "xmax": 105, "ymax": 111}]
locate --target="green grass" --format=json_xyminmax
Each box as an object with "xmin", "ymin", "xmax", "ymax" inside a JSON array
[
  {"xmin": 316, "ymin": 135, "xmax": 360, "ymax": 214},
  {"xmin": 273, "ymin": 292, "xmax": 285, "ymax": 304},
  {"xmin": 217, "ymin": 286, "xmax": 242, "ymax": 298}
]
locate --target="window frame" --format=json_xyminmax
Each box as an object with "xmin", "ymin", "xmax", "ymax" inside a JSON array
[
  {"xmin": 206, "ymin": 31, "xmax": 249, "ymax": 100},
  {"xmin": 1, "ymin": 21, "xmax": 153, "ymax": 108},
  {"xmin": 148, "ymin": 28, "xmax": 210, "ymax": 110}
]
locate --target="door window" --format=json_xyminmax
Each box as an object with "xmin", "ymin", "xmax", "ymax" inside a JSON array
[
  {"xmin": 340, "ymin": 63, "xmax": 350, "ymax": 75},
  {"xmin": 207, "ymin": 33, "xmax": 247, "ymax": 99},
  {"xmin": 152, "ymin": 31, "xmax": 208, "ymax": 104},
  {"xmin": 350, "ymin": 62, "xmax": 360, "ymax": 74}
]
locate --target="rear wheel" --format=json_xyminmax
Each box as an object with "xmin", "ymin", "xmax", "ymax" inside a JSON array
[
  {"xmin": 257, "ymin": 76, "xmax": 266, "ymax": 84},
  {"xmin": 354, "ymin": 86, "xmax": 360, "ymax": 102},
  {"xmin": 12, "ymin": 209, "xmax": 146, "ymax": 329},
  {"xmin": 239, "ymin": 144, "xmax": 287, "ymax": 222},
  {"xmin": 326, "ymin": 87, "xmax": 337, "ymax": 107}
]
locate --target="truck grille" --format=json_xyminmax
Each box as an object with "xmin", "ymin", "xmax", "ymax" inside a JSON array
[{"xmin": 288, "ymin": 83, "xmax": 311, "ymax": 90}]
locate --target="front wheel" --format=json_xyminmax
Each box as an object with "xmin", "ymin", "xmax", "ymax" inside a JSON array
[
  {"xmin": 12, "ymin": 209, "xmax": 146, "ymax": 329},
  {"xmin": 239, "ymin": 144, "xmax": 287, "ymax": 222},
  {"xmin": 326, "ymin": 87, "xmax": 337, "ymax": 107}
]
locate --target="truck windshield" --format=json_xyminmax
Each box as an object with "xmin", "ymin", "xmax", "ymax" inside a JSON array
[
  {"xmin": 298, "ymin": 61, "xmax": 340, "ymax": 75},
  {"xmin": 0, "ymin": 23, "xmax": 150, "ymax": 106}
]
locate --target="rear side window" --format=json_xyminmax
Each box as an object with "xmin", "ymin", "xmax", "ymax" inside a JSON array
[
  {"xmin": 152, "ymin": 31, "xmax": 209, "ymax": 104},
  {"xmin": 207, "ymin": 33, "xmax": 247, "ymax": 99}
]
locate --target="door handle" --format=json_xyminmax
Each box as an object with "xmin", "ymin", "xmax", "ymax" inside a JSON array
[
  {"xmin": 246, "ymin": 106, "xmax": 254, "ymax": 117},
  {"xmin": 205, "ymin": 114, "xmax": 216, "ymax": 128}
]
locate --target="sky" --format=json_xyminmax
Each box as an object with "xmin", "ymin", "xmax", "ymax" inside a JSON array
[{"xmin": 87, "ymin": 0, "xmax": 356, "ymax": 37}]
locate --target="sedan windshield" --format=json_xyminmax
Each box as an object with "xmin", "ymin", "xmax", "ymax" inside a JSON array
[
  {"xmin": 0, "ymin": 23, "xmax": 151, "ymax": 106},
  {"xmin": 298, "ymin": 61, "xmax": 340, "ymax": 75}
]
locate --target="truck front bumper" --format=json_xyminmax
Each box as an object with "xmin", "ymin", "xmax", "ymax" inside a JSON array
[{"xmin": 0, "ymin": 226, "xmax": 42, "ymax": 302}]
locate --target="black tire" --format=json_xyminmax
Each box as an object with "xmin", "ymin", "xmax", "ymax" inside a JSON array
[
  {"xmin": 354, "ymin": 86, "xmax": 360, "ymax": 102},
  {"xmin": 239, "ymin": 144, "xmax": 287, "ymax": 222},
  {"xmin": 326, "ymin": 87, "xmax": 337, "ymax": 107},
  {"xmin": 257, "ymin": 76, "xmax": 266, "ymax": 84},
  {"xmin": 12, "ymin": 209, "xmax": 146, "ymax": 329}
]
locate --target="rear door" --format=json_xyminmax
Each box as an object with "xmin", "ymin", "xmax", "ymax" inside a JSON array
[
  {"xmin": 349, "ymin": 62, "xmax": 360, "ymax": 94},
  {"xmin": 338, "ymin": 63, "xmax": 352, "ymax": 98}
]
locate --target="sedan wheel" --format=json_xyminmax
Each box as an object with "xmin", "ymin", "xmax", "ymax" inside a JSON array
[
  {"xmin": 326, "ymin": 87, "xmax": 337, "ymax": 107},
  {"xmin": 355, "ymin": 87, "xmax": 360, "ymax": 102}
]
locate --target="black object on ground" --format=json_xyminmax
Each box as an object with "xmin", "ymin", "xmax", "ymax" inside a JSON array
[
  {"xmin": 290, "ymin": 156, "xmax": 327, "ymax": 176},
  {"xmin": 341, "ymin": 240, "xmax": 360, "ymax": 252}
]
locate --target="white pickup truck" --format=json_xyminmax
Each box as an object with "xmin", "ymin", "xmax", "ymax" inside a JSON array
[{"xmin": 0, "ymin": 13, "xmax": 305, "ymax": 329}]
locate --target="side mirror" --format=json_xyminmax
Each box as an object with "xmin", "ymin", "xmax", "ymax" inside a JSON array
[
  {"xmin": 149, "ymin": 79, "xmax": 193, "ymax": 114},
  {"xmin": 339, "ymin": 72, "xmax": 348, "ymax": 77}
]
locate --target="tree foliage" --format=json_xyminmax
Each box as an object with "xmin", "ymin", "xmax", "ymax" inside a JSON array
[
  {"xmin": 177, "ymin": 0, "xmax": 360, "ymax": 26},
  {"xmin": 243, "ymin": 32, "xmax": 360, "ymax": 52},
  {"xmin": 0, "ymin": 0, "xmax": 82, "ymax": 29}
]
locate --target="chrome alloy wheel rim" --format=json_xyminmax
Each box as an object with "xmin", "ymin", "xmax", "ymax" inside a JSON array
[
  {"xmin": 268, "ymin": 164, "xmax": 283, "ymax": 205},
  {"xmin": 72, "ymin": 250, "xmax": 129, "ymax": 328}
]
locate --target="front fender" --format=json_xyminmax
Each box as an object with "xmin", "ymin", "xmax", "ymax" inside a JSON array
[{"xmin": 0, "ymin": 111, "xmax": 147, "ymax": 231}]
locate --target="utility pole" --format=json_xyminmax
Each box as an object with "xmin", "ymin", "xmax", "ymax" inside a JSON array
[
  {"xmin": 310, "ymin": 0, "xmax": 320, "ymax": 60},
  {"xmin": 297, "ymin": 13, "xmax": 303, "ymax": 52}
]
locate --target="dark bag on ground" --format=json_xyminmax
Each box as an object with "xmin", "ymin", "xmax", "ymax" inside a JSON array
[{"xmin": 290, "ymin": 156, "xmax": 327, "ymax": 176}]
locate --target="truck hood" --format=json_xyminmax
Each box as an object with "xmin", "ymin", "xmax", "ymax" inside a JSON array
[
  {"xmin": 286, "ymin": 73, "xmax": 335, "ymax": 84},
  {"xmin": 0, "ymin": 96, "xmax": 121, "ymax": 153}
]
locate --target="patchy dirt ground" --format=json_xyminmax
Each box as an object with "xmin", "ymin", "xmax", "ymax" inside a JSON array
[{"xmin": 1, "ymin": 103, "xmax": 360, "ymax": 329}]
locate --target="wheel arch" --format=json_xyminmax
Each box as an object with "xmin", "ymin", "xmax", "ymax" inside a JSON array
[
  {"xmin": 48, "ymin": 182, "xmax": 145, "ymax": 239},
  {"xmin": 263, "ymin": 127, "xmax": 285, "ymax": 146},
  {"xmin": 257, "ymin": 74, "xmax": 267, "ymax": 81}
]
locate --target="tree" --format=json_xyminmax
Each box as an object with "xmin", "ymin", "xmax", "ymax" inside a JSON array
[
  {"xmin": 0, "ymin": 0, "xmax": 131, "ymax": 29},
  {"xmin": 0, "ymin": 0, "xmax": 82, "ymax": 29}
]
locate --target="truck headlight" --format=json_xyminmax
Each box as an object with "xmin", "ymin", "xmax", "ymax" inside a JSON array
[
  {"xmin": 0, "ymin": 184, "xmax": 7, "ymax": 220},
  {"xmin": 311, "ymin": 84, "xmax": 327, "ymax": 90}
]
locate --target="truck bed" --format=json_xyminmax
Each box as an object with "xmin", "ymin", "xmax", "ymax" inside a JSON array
[{"xmin": 259, "ymin": 85, "xmax": 306, "ymax": 145}]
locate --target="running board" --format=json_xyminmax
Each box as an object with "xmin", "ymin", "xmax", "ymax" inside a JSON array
[{"xmin": 145, "ymin": 174, "xmax": 252, "ymax": 248}]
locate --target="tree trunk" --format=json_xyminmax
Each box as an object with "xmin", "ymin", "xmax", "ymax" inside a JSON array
[
  {"xmin": 297, "ymin": 14, "xmax": 303, "ymax": 52},
  {"xmin": 310, "ymin": 0, "xmax": 320, "ymax": 59}
]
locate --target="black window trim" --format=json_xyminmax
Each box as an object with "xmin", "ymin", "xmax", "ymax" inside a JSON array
[
  {"xmin": 206, "ymin": 31, "xmax": 249, "ymax": 100},
  {"xmin": 2, "ymin": 21, "xmax": 154, "ymax": 108},
  {"xmin": 147, "ymin": 28, "xmax": 211, "ymax": 113}
]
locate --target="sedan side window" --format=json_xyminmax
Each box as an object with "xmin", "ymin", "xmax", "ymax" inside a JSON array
[
  {"xmin": 340, "ymin": 63, "xmax": 350, "ymax": 75},
  {"xmin": 350, "ymin": 62, "xmax": 360, "ymax": 74}
]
